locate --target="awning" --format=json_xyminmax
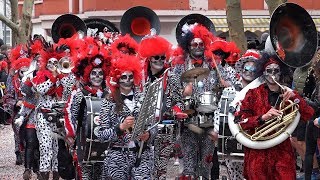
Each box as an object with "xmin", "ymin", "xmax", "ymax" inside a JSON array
[
  {"xmin": 211, "ymin": 18, "xmax": 270, "ymax": 32},
  {"xmin": 212, "ymin": 18, "xmax": 320, "ymax": 32}
]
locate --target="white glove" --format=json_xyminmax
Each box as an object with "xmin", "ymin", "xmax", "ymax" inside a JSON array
[{"xmin": 14, "ymin": 116, "xmax": 24, "ymax": 126}]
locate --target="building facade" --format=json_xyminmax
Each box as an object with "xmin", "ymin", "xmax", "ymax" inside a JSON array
[
  {"xmin": 1, "ymin": 0, "xmax": 12, "ymax": 46},
  {"xmin": 18, "ymin": 0, "xmax": 320, "ymax": 45}
]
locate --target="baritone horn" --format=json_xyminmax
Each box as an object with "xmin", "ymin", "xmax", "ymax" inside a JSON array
[
  {"xmin": 228, "ymin": 2, "xmax": 317, "ymax": 150},
  {"xmin": 51, "ymin": 14, "xmax": 87, "ymax": 43}
]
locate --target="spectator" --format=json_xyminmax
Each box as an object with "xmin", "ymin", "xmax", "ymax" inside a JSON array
[{"xmin": 257, "ymin": 32, "xmax": 269, "ymax": 51}]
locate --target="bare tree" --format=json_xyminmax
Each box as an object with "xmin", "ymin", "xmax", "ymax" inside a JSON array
[
  {"xmin": 226, "ymin": 0, "xmax": 247, "ymax": 53},
  {"xmin": 265, "ymin": 0, "xmax": 287, "ymax": 16},
  {"xmin": 0, "ymin": 0, "xmax": 34, "ymax": 45}
]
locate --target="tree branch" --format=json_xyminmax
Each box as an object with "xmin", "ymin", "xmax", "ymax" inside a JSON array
[{"xmin": 0, "ymin": 14, "xmax": 19, "ymax": 32}]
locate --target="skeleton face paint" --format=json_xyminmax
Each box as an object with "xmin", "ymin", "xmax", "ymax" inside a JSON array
[
  {"xmin": 150, "ymin": 54, "xmax": 165, "ymax": 71},
  {"xmin": 242, "ymin": 61, "xmax": 256, "ymax": 82},
  {"xmin": 264, "ymin": 63, "xmax": 281, "ymax": 84},
  {"xmin": 89, "ymin": 68, "xmax": 104, "ymax": 87},
  {"xmin": 119, "ymin": 71, "xmax": 134, "ymax": 91},
  {"xmin": 19, "ymin": 67, "xmax": 28, "ymax": 79},
  {"xmin": 189, "ymin": 38, "xmax": 204, "ymax": 59},
  {"xmin": 46, "ymin": 58, "xmax": 58, "ymax": 72}
]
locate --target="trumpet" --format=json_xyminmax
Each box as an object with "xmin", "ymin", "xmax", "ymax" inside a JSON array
[{"xmin": 57, "ymin": 57, "xmax": 73, "ymax": 74}]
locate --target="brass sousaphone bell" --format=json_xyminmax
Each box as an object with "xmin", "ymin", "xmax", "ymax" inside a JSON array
[
  {"xmin": 120, "ymin": 6, "xmax": 160, "ymax": 42},
  {"xmin": 266, "ymin": 2, "xmax": 318, "ymax": 68},
  {"xmin": 51, "ymin": 14, "xmax": 87, "ymax": 43}
]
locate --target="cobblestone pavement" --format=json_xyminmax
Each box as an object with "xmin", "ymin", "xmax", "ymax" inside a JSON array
[
  {"xmin": 0, "ymin": 124, "xmax": 182, "ymax": 180},
  {"xmin": 0, "ymin": 124, "xmax": 303, "ymax": 180},
  {"xmin": 0, "ymin": 124, "xmax": 29, "ymax": 180}
]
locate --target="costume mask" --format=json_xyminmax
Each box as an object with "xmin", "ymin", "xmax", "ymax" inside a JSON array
[
  {"xmin": 89, "ymin": 68, "xmax": 104, "ymax": 87},
  {"xmin": 242, "ymin": 61, "xmax": 256, "ymax": 82},
  {"xmin": 19, "ymin": 67, "xmax": 28, "ymax": 79},
  {"xmin": 150, "ymin": 55, "xmax": 165, "ymax": 71},
  {"xmin": 119, "ymin": 71, "xmax": 134, "ymax": 90},
  {"xmin": 46, "ymin": 57, "xmax": 58, "ymax": 72},
  {"xmin": 264, "ymin": 63, "xmax": 281, "ymax": 84},
  {"xmin": 189, "ymin": 38, "xmax": 204, "ymax": 59}
]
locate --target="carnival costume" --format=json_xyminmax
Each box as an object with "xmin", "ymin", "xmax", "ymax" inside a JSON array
[{"xmin": 98, "ymin": 55, "xmax": 157, "ymax": 179}]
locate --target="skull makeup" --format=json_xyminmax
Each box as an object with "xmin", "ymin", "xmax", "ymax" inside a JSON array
[
  {"xmin": 46, "ymin": 58, "xmax": 58, "ymax": 72},
  {"xmin": 119, "ymin": 71, "xmax": 134, "ymax": 90},
  {"xmin": 242, "ymin": 61, "xmax": 256, "ymax": 82},
  {"xmin": 150, "ymin": 54, "xmax": 166, "ymax": 71},
  {"xmin": 264, "ymin": 63, "xmax": 281, "ymax": 84},
  {"xmin": 89, "ymin": 68, "xmax": 104, "ymax": 87},
  {"xmin": 19, "ymin": 67, "xmax": 29, "ymax": 79},
  {"xmin": 189, "ymin": 38, "xmax": 204, "ymax": 59}
]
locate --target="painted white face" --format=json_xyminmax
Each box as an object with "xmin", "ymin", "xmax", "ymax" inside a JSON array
[
  {"xmin": 150, "ymin": 54, "xmax": 165, "ymax": 71},
  {"xmin": 189, "ymin": 38, "xmax": 204, "ymax": 59},
  {"xmin": 119, "ymin": 71, "xmax": 134, "ymax": 90},
  {"xmin": 89, "ymin": 68, "xmax": 104, "ymax": 87},
  {"xmin": 264, "ymin": 63, "xmax": 281, "ymax": 84},
  {"xmin": 19, "ymin": 67, "xmax": 28, "ymax": 79},
  {"xmin": 46, "ymin": 57, "xmax": 58, "ymax": 72},
  {"xmin": 242, "ymin": 61, "xmax": 256, "ymax": 82}
]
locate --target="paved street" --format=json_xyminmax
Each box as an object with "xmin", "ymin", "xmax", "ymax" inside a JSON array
[
  {"xmin": 0, "ymin": 124, "xmax": 33, "ymax": 179},
  {"xmin": 0, "ymin": 124, "xmax": 182, "ymax": 180}
]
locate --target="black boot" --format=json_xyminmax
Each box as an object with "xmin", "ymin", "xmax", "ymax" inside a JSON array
[
  {"xmin": 23, "ymin": 169, "xmax": 32, "ymax": 180},
  {"xmin": 38, "ymin": 172, "xmax": 49, "ymax": 180},
  {"xmin": 15, "ymin": 151, "xmax": 23, "ymax": 165},
  {"xmin": 52, "ymin": 171, "xmax": 60, "ymax": 180}
]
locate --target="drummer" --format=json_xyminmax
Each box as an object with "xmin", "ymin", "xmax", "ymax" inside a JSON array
[
  {"xmin": 64, "ymin": 37, "xmax": 111, "ymax": 179},
  {"xmin": 172, "ymin": 18, "xmax": 238, "ymax": 178}
]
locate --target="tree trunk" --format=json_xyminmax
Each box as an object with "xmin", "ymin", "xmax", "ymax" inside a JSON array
[
  {"xmin": 10, "ymin": 0, "xmax": 19, "ymax": 45},
  {"xmin": 226, "ymin": 0, "xmax": 247, "ymax": 53},
  {"xmin": 18, "ymin": 0, "xmax": 34, "ymax": 44},
  {"xmin": 265, "ymin": 0, "xmax": 287, "ymax": 16}
]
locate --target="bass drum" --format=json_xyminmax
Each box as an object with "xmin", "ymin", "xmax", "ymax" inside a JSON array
[
  {"xmin": 218, "ymin": 88, "xmax": 244, "ymax": 155},
  {"xmin": 76, "ymin": 96, "xmax": 109, "ymax": 164}
]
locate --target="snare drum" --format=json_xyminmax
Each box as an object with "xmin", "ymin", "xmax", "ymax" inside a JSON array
[
  {"xmin": 196, "ymin": 92, "xmax": 218, "ymax": 113},
  {"xmin": 76, "ymin": 96, "xmax": 110, "ymax": 164},
  {"xmin": 218, "ymin": 88, "xmax": 243, "ymax": 155}
]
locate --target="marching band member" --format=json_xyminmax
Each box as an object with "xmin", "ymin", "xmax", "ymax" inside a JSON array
[
  {"xmin": 64, "ymin": 37, "xmax": 111, "ymax": 179},
  {"xmin": 218, "ymin": 49, "xmax": 260, "ymax": 180},
  {"xmin": 173, "ymin": 23, "xmax": 220, "ymax": 179},
  {"xmin": 110, "ymin": 34, "xmax": 139, "ymax": 56},
  {"xmin": 98, "ymin": 55, "xmax": 157, "ymax": 179},
  {"xmin": 19, "ymin": 36, "xmax": 44, "ymax": 179},
  {"xmin": 3, "ymin": 45, "xmax": 30, "ymax": 166},
  {"xmin": 139, "ymin": 33, "xmax": 186, "ymax": 179},
  {"xmin": 236, "ymin": 53, "xmax": 314, "ymax": 179},
  {"xmin": 31, "ymin": 46, "xmax": 67, "ymax": 180}
]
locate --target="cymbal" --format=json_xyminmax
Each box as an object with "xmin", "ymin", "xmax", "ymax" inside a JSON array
[
  {"xmin": 181, "ymin": 67, "xmax": 210, "ymax": 83},
  {"xmin": 183, "ymin": 109, "xmax": 195, "ymax": 115}
]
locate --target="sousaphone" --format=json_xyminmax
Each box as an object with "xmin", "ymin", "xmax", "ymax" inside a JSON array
[
  {"xmin": 228, "ymin": 3, "xmax": 318, "ymax": 149},
  {"xmin": 51, "ymin": 14, "xmax": 87, "ymax": 43},
  {"xmin": 120, "ymin": 6, "xmax": 160, "ymax": 42}
]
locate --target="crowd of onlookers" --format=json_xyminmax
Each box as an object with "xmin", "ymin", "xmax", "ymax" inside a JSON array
[{"xmin": 0, "ymin": 38, "xmax": 10, "ymax": 127}]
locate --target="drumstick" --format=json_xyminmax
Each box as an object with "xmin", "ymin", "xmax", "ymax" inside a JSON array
[{"xmin": 211, "ymin": 55, "xmax": 224, "ymax": 84}]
